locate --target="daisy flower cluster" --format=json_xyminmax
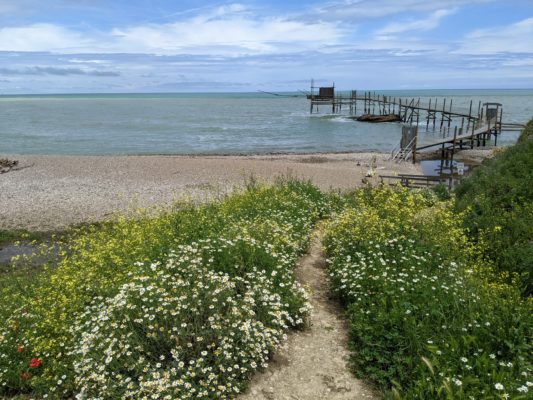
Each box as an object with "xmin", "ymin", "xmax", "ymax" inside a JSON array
[
  {"xmin": 324, "ymin": 186, "xmax": 532, "ymax": 399},
  {"xmin": 70, "ymin": 236, "xmax": 310, "ymax": 399}
]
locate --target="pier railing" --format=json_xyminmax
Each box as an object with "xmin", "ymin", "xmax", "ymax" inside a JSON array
[
  {"xmin": 379, "ymin": 174, "xmax": 457, "ymax": 189},
  {"xmin": 390, "ymin": 135, "xmax": 417, "ymax": 162}
]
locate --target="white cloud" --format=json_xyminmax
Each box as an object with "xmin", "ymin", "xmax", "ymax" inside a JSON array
[
  {"xmin": 456, "ymin": 17, "xmax": 533, "ymax": 54},
  {"xmin": 0, "ymin": 66, "xmax": 119, "ymax": 76},
  {"xmin": 502, "ymin": 58, "xmax": 533, "ymax": 67},
  {"xmin": 0, "ymin": 23, "xmax": 93, "ymax": 52},
  {"xmin": 375, "ymin": 8, "xmax": 457, "ymax": 36},
  {"xmin": 110, "ymin": 17, "xmax": 340, "ymax": 55},
  {"xmin": 0, "ymin": 1, "xmax": 531, "ymax": 92},
  {"xmin": 312, "ymin": 0, "xmax": 492, "ymax": 21},
  {"xmin": 211, "ymin": 3, "xmax": 248, "ymax": 16},
  {"xmin": 0, "ymin": 6, "xmax": 341, "ymax": 55},
  {"xmin": 66, "ymin": 58, "xmax": 109, "ymax": 64}
]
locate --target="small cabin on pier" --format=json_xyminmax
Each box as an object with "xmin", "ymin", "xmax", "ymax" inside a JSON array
[{"xmin": 307, "ymin": 82, "xmax": 357, "ymax": 114}]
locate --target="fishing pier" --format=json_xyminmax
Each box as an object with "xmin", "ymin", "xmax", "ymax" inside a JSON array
[{"xmin": 307, "ymin": 85, "xmax": 524, "ymax": 164}]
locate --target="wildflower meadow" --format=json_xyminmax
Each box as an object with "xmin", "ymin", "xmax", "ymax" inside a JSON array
[{"xmin": 0, "ymin": 179, "xmax": 329, "ymax": 398}]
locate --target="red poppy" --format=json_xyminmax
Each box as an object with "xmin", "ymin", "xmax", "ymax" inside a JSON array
[
  {"xmin": 29, "ymin": 358, "xmax": 41, "ymax": 368},
  {"xmin": 20, "ymin": 372, "xmax": 29, "ymax": 379},
  {"xmin": 16, "ymin": 345, "xmax": 24, "ymax": 353}
]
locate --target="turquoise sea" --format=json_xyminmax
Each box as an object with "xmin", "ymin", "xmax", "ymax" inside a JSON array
[{"xmin": 1, "ymin": 90, "xmax": 532, "ymax": 155}]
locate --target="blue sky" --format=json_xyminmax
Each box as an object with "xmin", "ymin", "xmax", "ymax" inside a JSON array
[{"xmin": 0, "ymin": 0, "xmax": 532, "ymax": 93}]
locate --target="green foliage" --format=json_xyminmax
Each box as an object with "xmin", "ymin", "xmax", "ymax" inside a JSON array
[
  {"xmin": 0, "ymin": 179, "xmax": 331, "ymax": 398},
  {"xmin": 517, "ymin": 118, "xmax": 533, "ymax": 143},
  {"xmin": 324, "ymin": 186, "xmax": 532, "ymax": 399},
  {"xmin": 0, "ymin": 230, "xmax": 49, "ymax": 248},
  {"xmin": 455, "ymin": 119, "xmax": 533, "ymax": 296},
  {"xmin": 431, "ymin": 184, "xmax": 452, "ymax": 201}
]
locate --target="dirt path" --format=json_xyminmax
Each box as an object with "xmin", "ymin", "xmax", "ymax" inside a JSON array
[{"xmin": 239, "ymin": 231, "xmax": 378, "ymax": 400}]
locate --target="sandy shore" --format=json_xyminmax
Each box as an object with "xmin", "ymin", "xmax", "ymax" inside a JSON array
[{"xmin": 0, "ymin": 153, "xmax": 422, "ymax": 231}]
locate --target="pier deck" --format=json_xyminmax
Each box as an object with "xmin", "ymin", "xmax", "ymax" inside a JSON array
[{"xmin": 416, "ymin": 124, "xmax": 497, "ymax": 151}]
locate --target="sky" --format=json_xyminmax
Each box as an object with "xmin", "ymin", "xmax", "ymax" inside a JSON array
[{"xmin": 0, "ymin": 0, "xmax": 532, "ymax": 93}]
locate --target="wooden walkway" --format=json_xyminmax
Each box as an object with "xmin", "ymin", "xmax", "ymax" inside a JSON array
[{"xmin": 416, "ymin": 123, "xmax": 498, "ymax": 151}]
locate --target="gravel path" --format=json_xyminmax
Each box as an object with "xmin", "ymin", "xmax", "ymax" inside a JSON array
[{"xmin": 239, "ymin": 231, "xmax": 378, "ymax": 400}]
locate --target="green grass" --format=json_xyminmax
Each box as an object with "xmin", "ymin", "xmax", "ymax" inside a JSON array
[
  {"xmin": 0, "ymin": 230, "xmax": 57, "ymax": 286},
  {"xmin": 0, "ymin": 230, "xmax": 50, "ymax": 248}
]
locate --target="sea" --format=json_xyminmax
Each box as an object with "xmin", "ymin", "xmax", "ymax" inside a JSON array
[{"xmin": 1, "ymin": 90, "xmax": 532, "ymax": 155}]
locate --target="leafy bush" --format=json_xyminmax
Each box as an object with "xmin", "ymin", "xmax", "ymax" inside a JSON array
[
  {"xmin": 324, "ymin": 186, "xmax": 532, "ymax": 399},
  {"xmin": 70, "ymin": 237, "xmax": 309, "ymax": 398},
  {"xmin": 517, "ymin": 119, "xmax": 533, "ymax": 143},
  {"xmin": 455, "ymin": 119, "xmax": 533, "ymax": 295}
]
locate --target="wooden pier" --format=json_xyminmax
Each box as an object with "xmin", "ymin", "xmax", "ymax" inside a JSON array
[{"xmin": 308, "ymin": 85, "xmax": 511, "ymax": 163}]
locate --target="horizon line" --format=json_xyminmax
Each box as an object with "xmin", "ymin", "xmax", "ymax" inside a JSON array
[{"xmin": 2, "ymin": 88, "xmax": 533, "ymax": 96}]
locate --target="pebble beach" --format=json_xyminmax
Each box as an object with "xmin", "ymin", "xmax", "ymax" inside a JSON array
[{"xmin": 0, "ymin": 152, "xmax": 421, "ymax": 231}]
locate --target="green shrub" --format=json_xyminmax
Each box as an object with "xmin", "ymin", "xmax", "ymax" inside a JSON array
[
  {"xmin": 69, "ymin": 236, "xmax": 309, "ymax": 398},
  {"xmin": 517, "ymin": 118, "xmax": 533, "ymax": 143},
  {"xmin": 455, "ymin": 120, "xmax": 533, "ymax": 296},
  {"xmin": 324, "ymin": 187, "xmax": 532, "ymax": 399}
]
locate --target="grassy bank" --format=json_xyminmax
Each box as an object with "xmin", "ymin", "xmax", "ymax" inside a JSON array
[
  {"xmin": 320, "ymin": 121, "xmax": 533, "ymax": 399},
  {"xmin": 0, "ymin": 179, "xmax": 330, "ymax": 398},
  {"xmin": 455, "ymin": 119, "xmax": 533, "ymax": 296},
  {"xmin": 323, "ymin": 185, "xmax": 532, "ymax": 399}
]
